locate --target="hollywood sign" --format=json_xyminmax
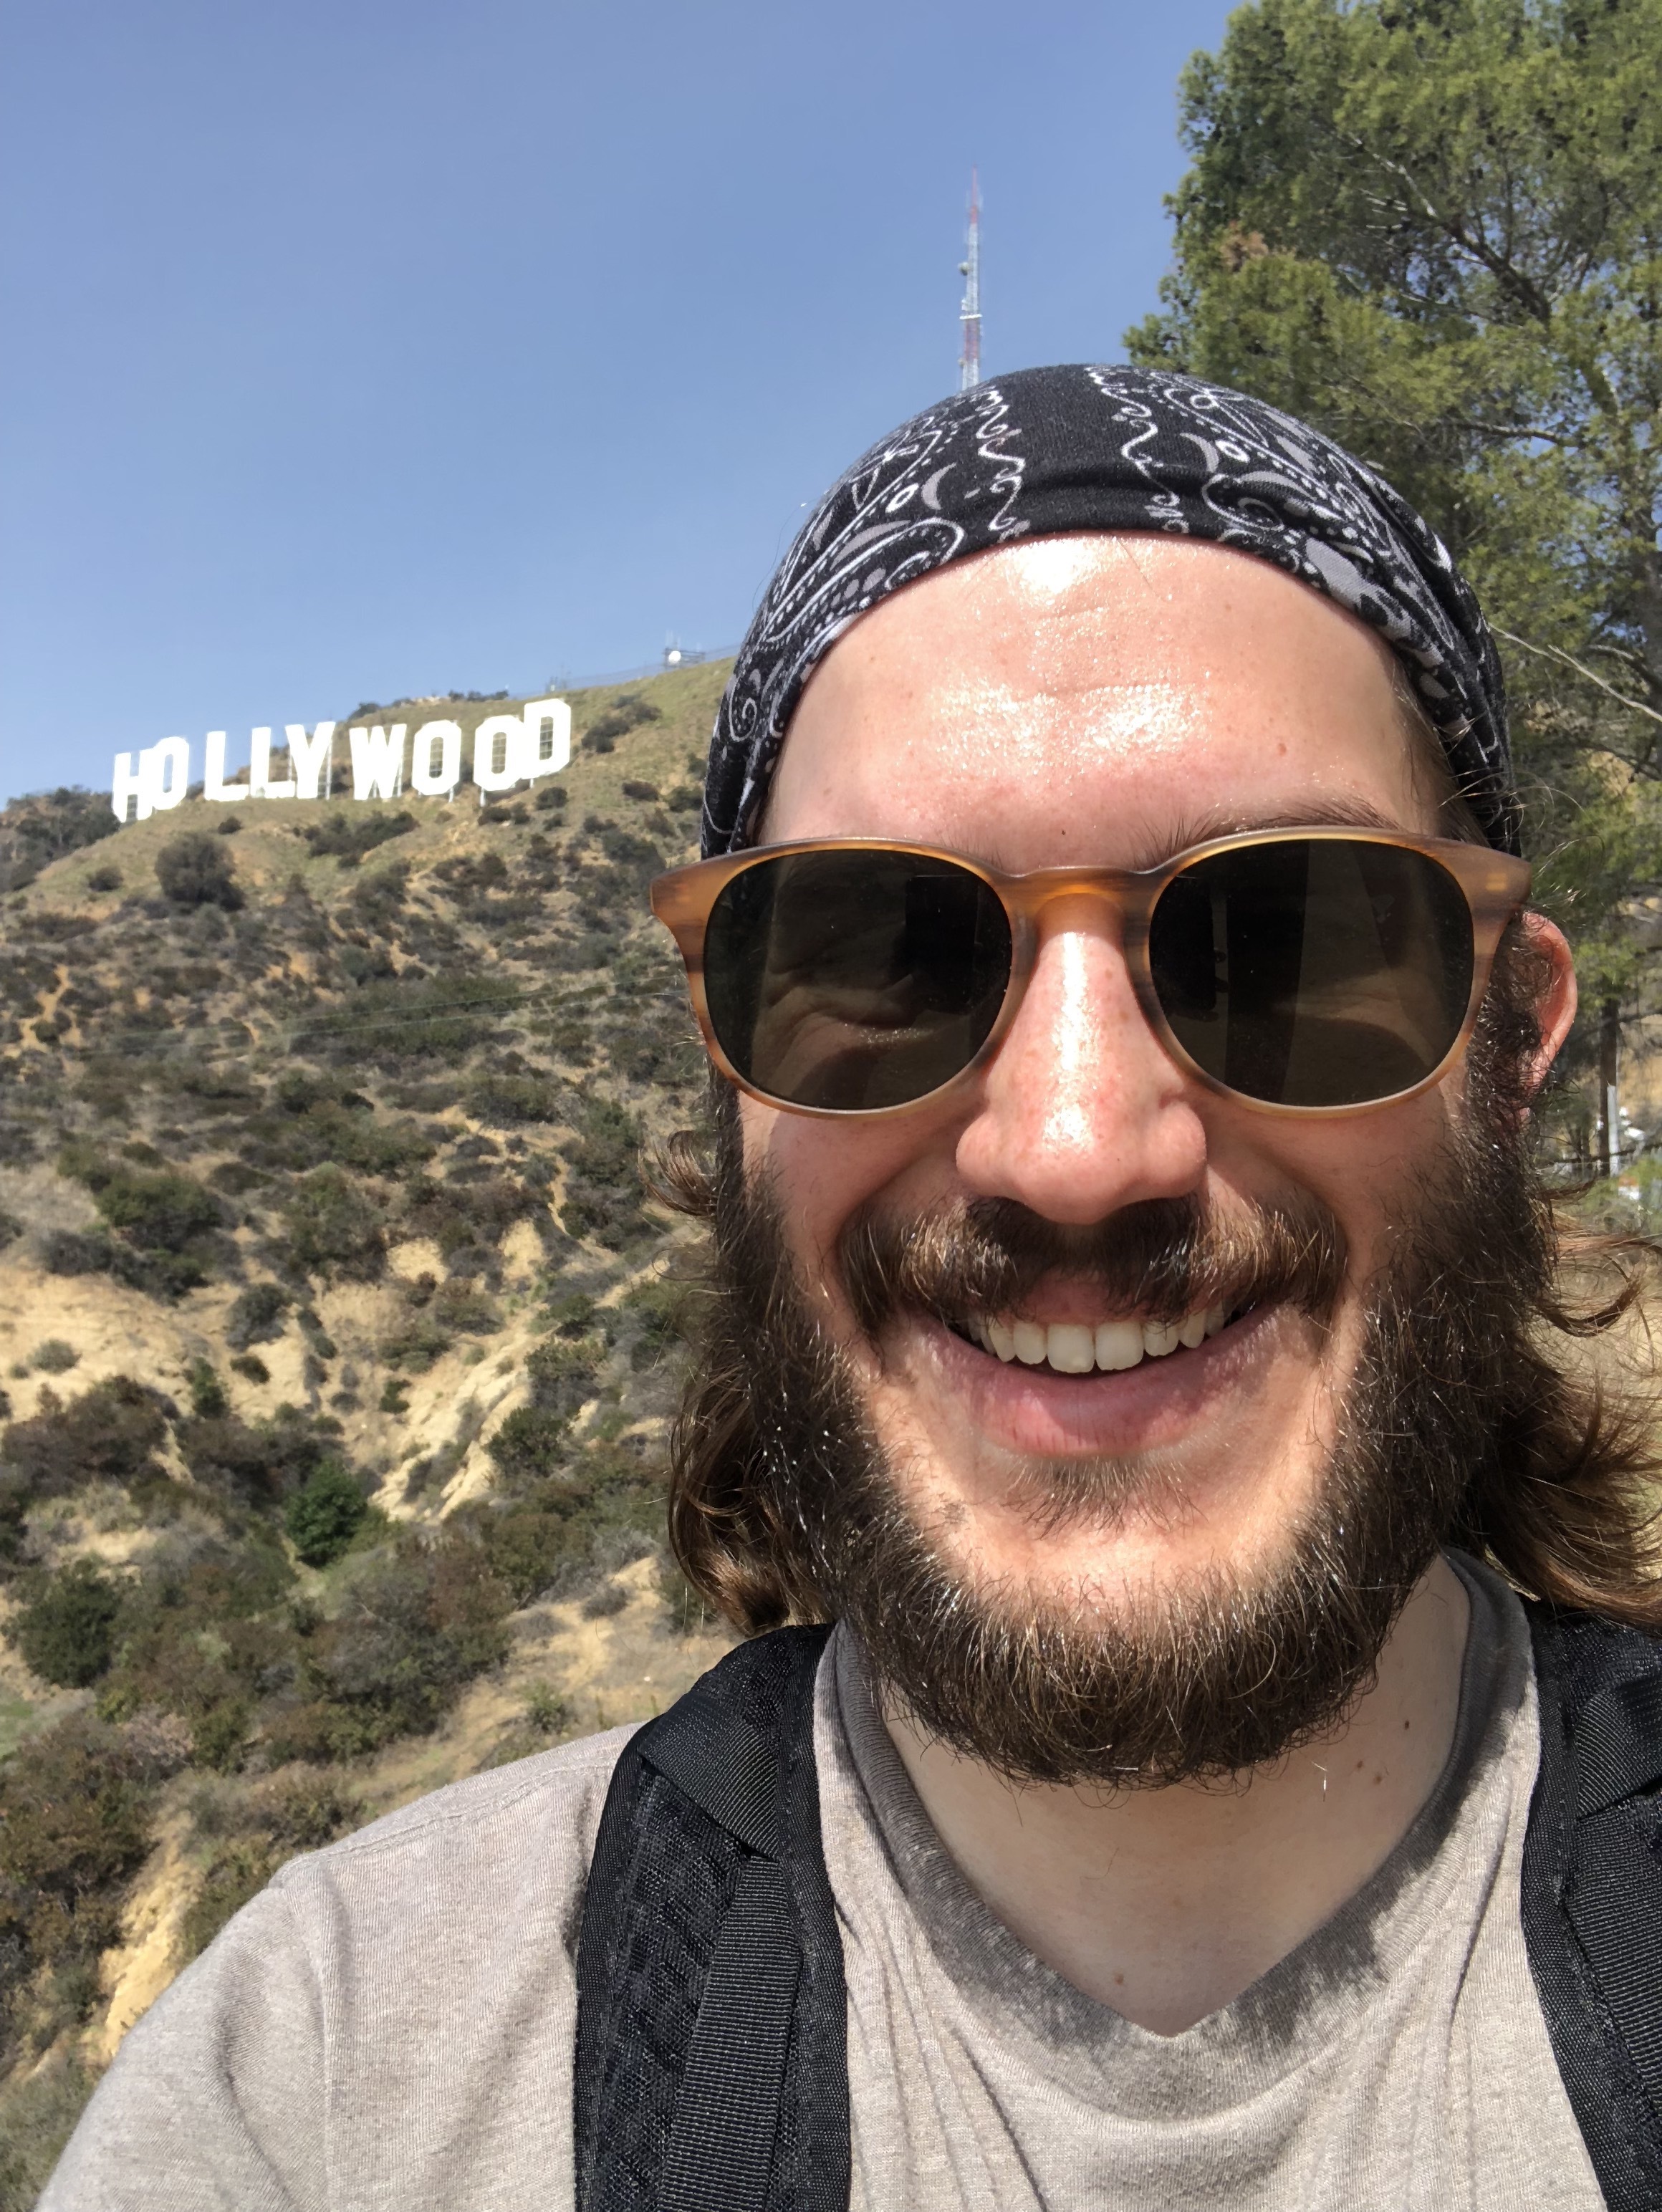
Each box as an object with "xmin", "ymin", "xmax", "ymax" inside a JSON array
[{"xmin": 111, "ymin": 698, "xmax": 572, "ymax": 823}]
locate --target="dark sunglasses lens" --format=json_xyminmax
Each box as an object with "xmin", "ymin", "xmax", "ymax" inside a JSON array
[
  {"xmin": 1149, "ymin": 840, "xmax": 1474, "ymax": 1107},
  {"xmin": 703, "ymin": 850, "xmax": 1013, "ymax": 1110}
]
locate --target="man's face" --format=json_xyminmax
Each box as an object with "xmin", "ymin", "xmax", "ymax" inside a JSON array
[{"xmin": 737, "ymin": 534, "xmax": 1541, "ymax": 1638}]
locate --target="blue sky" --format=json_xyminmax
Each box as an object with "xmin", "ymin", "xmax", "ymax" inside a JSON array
[{"xmin": 0, "ymin": 0, "xmax": 1236, "ymax": 804}]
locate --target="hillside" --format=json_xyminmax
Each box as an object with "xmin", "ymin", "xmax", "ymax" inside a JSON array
[{"xmin": 0, "ymin": 663, "xmax": 739, "ymax": 2201}]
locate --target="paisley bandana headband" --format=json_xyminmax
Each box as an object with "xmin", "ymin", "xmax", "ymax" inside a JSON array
[{"xmin": 703, "ymin": 363, "xmax": 1519, "ymax": 858}]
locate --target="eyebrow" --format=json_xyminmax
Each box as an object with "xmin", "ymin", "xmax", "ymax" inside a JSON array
[
  {"xmin": 1118, "ymin": 797, "xmax": 1408, "ymax": 874},
  {"xmin": 965, "ymin": 797, "xmax": 1412, "ymax": 878}
]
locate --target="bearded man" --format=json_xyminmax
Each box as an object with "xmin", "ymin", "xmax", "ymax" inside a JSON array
[{"xmin": 46, "ymin": 367, "xmax": 1662, "ymax": 2212}]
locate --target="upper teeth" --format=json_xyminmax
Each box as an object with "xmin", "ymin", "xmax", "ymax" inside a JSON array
[{"xmin": 971, "ymin": 1308, "xmax": 1226, "ymax": 1372}]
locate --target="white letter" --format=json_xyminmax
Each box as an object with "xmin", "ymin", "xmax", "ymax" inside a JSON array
[
  {"xmin": 350, "ymin": 723, "xmax": 406, "ymax": 801},
  {"xmin": 148, "ymin": 737, "xmax": 190, "ymax": 813},
  {"xmin": 520, "ymin": 696, "xmax": 571, "ymax": 780},
  {"xmin": 411, "ymin": 719, "xmax": 461, "ymax": 797},
  {"xmin": 287, "ymin": 722, "xmax": 337, "ymax": 802},
  {"xmin": 112, "ymin": 750, "xmax": 152, "ymax": 823},
  {"xmin": 250, "ymin": 727, "xmax": 297, "ymax": 800},
  {"xmin": 203, "ymin": 731, "xmax": 242, "ymax": 802},
  {"xmin": 472, "ymin": 713, "xmax": 524, "ymax": 794}
]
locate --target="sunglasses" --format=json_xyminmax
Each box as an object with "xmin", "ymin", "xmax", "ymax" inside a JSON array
[{"xmin": 650, "ymin": 830, "xmax": 1532, "ymax": 1120}]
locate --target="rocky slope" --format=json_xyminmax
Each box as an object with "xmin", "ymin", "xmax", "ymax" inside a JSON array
[{"xmin": 0, "ymin": 663, "xmax": 738, "ymax": 2201}]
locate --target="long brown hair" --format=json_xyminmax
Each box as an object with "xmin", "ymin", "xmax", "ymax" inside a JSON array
[{"xmin": 653, "ymin": 922, "xmax": 1662, "ymax": 1638}]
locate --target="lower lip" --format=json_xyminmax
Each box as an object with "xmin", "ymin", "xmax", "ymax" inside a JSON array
[{"xmin": 909, "ymin": 1307, "xmax": 1279, "ymax": 1458}]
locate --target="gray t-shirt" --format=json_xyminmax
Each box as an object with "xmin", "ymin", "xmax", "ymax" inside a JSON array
[{"xmin": 44, "ymin": 1556, "xmax": 1601, "ymax": 2208}]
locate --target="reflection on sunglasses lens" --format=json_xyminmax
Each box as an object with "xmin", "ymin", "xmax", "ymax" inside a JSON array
[
  {"xmin": 1149, "ymin": 840, "xmax": 1474, "ymax": 1107},
  {"xmin": 705, "ymin": 851, "xmax": 1012, "ymax": 1110}
]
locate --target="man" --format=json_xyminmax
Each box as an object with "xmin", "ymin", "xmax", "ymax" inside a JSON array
[{"xmin": 47, "ymin": 366, "xmax": 1662, "ymax": 2211}]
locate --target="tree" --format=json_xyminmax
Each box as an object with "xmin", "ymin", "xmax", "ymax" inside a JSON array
[
  {"xmin": 1128, "ymin": 0, "xmax": 1662, "ymax": 1041},
  {"xmin": 155, "ymin": 831, "xmax": 244, "ymax": 910},
  {"xmin": 285, "ymin": 1460, "xmax": 368, "ymax": 1567}
]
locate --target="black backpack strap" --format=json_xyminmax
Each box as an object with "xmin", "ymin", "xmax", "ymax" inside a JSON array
[
  {"xmin": 1525, "ymin": 1602, "xmax": 1662, "ymax": 2209},
  {"xmin": 574, "ymin": 1625, "xmax": 850, "ymax": 2212}
]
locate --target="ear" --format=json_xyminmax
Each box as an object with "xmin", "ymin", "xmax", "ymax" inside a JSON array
[{"xmin": 1515, "ymin": 911, "xmax": 1577, "ymax": 1105}]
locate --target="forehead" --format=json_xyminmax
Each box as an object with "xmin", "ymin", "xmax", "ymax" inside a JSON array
[{"xmin": 762, "ymin": 534, "xmax": 1431, "ymax": 870}]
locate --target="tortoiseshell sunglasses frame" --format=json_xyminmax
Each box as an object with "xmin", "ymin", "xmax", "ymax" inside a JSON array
[{"xmin": 650, "ymin": 828, "xmax": 1534, "ymax": 1121}]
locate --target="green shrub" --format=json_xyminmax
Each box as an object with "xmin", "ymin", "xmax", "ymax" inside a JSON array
[
  {"xmin": 13, "ymin": 1559, "xmax": 124, "ymax": 1686},
  {"xmin": 155, "ymin": 832, "xmax": 244, "ymax": 910},
  {"xmin": 230, "ymin": 1352, "xmax": 270, "ymax": 1384},
  {"xmin": 285, "ymin": 1461, "xmax": 368, "ymax": 1567},
  {"xmin": 188, "ymin": 1357, "xmax": 229, "ymax": 1418},
  {"xmin": 30, "ymin": 1339, "xmax": 80, "ymax": 1374}
]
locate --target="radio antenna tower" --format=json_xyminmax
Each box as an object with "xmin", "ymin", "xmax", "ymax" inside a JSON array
[{"xmin": 958, "ymin": 168, "xmax": 981, "ymax": 390}]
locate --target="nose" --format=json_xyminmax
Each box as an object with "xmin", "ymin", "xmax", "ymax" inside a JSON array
[{"xmin": 954, "ymin": 899, "xmax": 1207, "ymax": 1224}]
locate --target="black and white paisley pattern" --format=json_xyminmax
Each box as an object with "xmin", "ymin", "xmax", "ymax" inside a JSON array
[{"xmin": 703, "ymin": 365, "xmax": 1517, "ymax": 857}]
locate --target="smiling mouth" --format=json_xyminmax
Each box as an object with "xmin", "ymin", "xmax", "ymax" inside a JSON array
[{"xmin": 951, "ymin": 1304, "xmax": 1244, "ymax": 1377}]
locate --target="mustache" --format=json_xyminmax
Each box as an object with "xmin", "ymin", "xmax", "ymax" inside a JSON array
[{"xmin": 838, "ymin": 1189, "xmax": 1348, "ymax": 1341}]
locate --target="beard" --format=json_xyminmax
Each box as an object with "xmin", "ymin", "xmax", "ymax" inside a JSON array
[{"xmin": 691, "ymin": 1067, "xmax": 1550, "ymax": 1790}]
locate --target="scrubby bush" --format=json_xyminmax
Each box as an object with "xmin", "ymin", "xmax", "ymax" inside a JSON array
[
  {"xmin": 471, "ymin": 1446, "xmax": 664, "ymax": 1603},
  {"xmin": 95, "ymin": 1167, "xmax": 222, "ymax": 1252},
  {"xmin": 302, "ymin": 810, "xmax": 417, "ymax": 863},
  {"xmin": 623, "ymin": 1276, "xmax": 689, "ymax": 1370},
  {"xmin": 226, "ymin": 1281, "xmax": 290, "ymax": 1350},
  {"xmin": 583, "ymin": 695, "xmax": 661, "ymax": 751},
  {"xmin": 559, "ymin": 1099, "xmax": 649, "ymax": 1249},
  {"xmin": 0, "ymin": 2054, "xmax": 99, "ymax": 2211},
  {"xmin": 177, "ymin": 1408, "xmax": 329, "ymax": 1506},
  {"xmin": 380, "ymin": 1316, "xmax": 452, "ymax": 1373},
  {"xmin": 269, "ymin": 1533, "xmax": 514, "ymax": 1760},
  {"xmin": 86, "ymin": 862, "xmax": 123, "ymax": 891},
  {"xmin": 284, "ymin": 1166, "xmax": 385, "ymax": 1279},
  {"xmin": 403, "ymin": 1169, "xmax": 536, "ymax": 1256},
  {"xmin": 0, "ymin": 1375, "xmax": 171, "ymax": 1502},
  {"xmin": 98, "ymin": 1539, "xmax": 296, "ymax": 1741},
  {"xmin": 284, "ymin": 1461, "xmax": 367, "ymax": 1567},
  {"xmin": 466, "ymin": 1072, "xmax": 564, "ymax": 1125},
  {"xmin": 430, "ymin": 1281, "xmax": 501, "ymax": 1335},
  {"xmin": 230, "ymin": 1352, "xmax": 270, "ymax": 1384},
  {"xmin": 0, "ymin": 1713, "xmax": 165, "ymax": 2072},
  {"xmin": 155, "ymin": 832, "xmax": 244, "ymax": 910},
  {"xmin": 12, "ymin": 1559, "xmax": 124, "ymax": 1686},
  {"xmin": 30, "ymin": 1339, "xmax": 79, "ymax": 1374},
  {"xmin": 299, "ymin": 973, "xmax": 521, "ymax": 1065},
  {"xmin": 486, "ymin": 1337, "xmax": 602, "ymax": 1489}
]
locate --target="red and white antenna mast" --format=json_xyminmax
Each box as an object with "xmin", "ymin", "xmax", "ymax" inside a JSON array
[{"xmin": 958, "ymin": 168, "xmax": 981, "ymax": 391}]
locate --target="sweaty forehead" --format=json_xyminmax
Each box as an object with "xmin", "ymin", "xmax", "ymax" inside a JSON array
[{"xmin": 762, "ymin": 535, "xmax": 1432, "ymax": 870}]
